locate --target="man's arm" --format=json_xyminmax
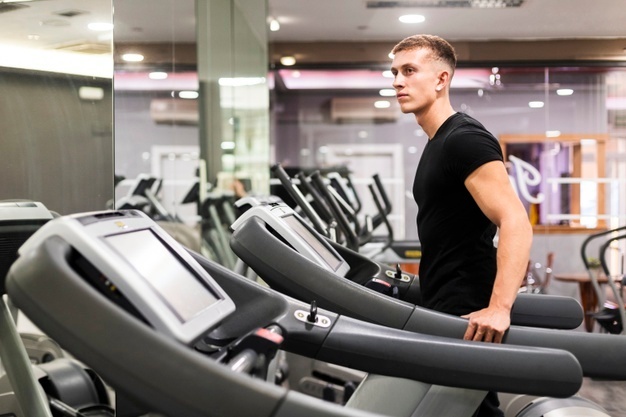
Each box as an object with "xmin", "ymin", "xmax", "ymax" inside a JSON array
[{"xmin": 462, "ymin": 160, "xmax": 533, "ymax": 343}]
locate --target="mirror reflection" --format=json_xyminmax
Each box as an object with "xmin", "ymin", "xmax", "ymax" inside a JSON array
[{"xmin": 113, "ymin": 0, "xmax": 269, "ymax": 266}]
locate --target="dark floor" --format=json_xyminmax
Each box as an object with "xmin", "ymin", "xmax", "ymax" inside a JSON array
[{"xmin": 578, "ymin": 378, "xmax": 626, "ymax": 416}]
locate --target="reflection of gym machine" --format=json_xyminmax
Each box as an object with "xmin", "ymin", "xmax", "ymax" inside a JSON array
[
  {"xmin": 0, "ymin": 201, "xmax": 112, "ymax": 417},
  {"xmin": 7, "ymin": 210, "xmax": 592, "ymax": 417}
]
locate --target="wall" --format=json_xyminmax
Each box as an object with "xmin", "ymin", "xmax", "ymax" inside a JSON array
[
  {"xmin": 114, "ymin": 91, "xmax": 199, "ymax": 181},
  {"xmin": 0, "ymin": 69, "xmax": 113, "ymax": 214}
]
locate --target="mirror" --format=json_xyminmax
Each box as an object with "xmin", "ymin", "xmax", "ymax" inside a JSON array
[
  {"xmin": 0, "ymin": 0, "xmax": 113, "ymax": 214},
  {"xmin": 113, "ymin": 0, "xmax": 269, "ymax": 266}
]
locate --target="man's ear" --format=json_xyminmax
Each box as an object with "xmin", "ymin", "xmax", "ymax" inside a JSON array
[{"xmin": 436, "ymin": 70, "xmax": 451, "ymax": 92}]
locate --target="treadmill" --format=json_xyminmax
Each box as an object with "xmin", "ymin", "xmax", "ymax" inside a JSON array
[
  {"xmin": 231, "ymin": 198, "xmax": 583, "ymax": 330},
  {"xmin": 0, "ymin": 201, "xmax": 113, "ymax": 417},
  {"xmin": 5, "ymin": 210, "xmax": 593, "ymax": 417},
  {"xmin": 228, "ymin": 199, "xmax": 626, "ymax": 383}
]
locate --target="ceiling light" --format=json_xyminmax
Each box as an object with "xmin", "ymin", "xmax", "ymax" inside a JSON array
[
  {"xmin": 269, "ymin": 18, "xmax": 280, "ymax": 31},
  {"xmin": 556, "ymin": 88, "xmax": 574, "ymax": 96},
  {"xmin": 545, "ymin": 130, "xmax": 561, "ymax": 138},
  {"xmin": 528, "ymin": 101, "xmax": 544, "ymax": 108},
  {"xmin": 0, "ymin": 44, "xmax": 112, "ymax": 78},
  {"xmin": 218, "ymin": 77, "xmax": 266, "ymax": 86},
  {"xmin": 88, "ymin": 22, "xmax": 114, "ymax": 31},
  {"xmin": 280, "ymin": 56, "xmax": 296, "ymax": 66},
  {"xmin": 121, "ymin": 53, "xmax": 144, "ymax": 62},
  {"xmin": 379, "ymin": 89, "xmax": 396, "ymax": 97},
  {"xmin": 149, "ymin": 71, "xmax": 168, "ymax": 80},
  {"xmin": 399, "ymin": 15, "xmax": 425, "ymax": 23},
  {"xmin": 374, "ymin": 100, "xmax": 391, "ymax": 108},
  {"xmin": 179, "ymin": 91, "xmax": 199, "ymax": 99},
  {"xmin": 382, "ymin": 70, "xmax": 394, "ymax": 78}
]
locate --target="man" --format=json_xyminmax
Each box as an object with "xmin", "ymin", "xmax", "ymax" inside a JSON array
[{"xmin": 390, "ymin": 35, "xmax": 533, "ymax": 416}]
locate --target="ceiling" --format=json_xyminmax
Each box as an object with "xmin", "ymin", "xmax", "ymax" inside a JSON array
[
  {"xmin": 1, "ymin": 0, "xmax": 625, "ymax": 48},
  {"xmin": 266, "ymin": 0, "xmax": 626, "ymax": 43},
  {"xmin": 1, "ymin": 0, "xmax": 625, "ymax": 80}
]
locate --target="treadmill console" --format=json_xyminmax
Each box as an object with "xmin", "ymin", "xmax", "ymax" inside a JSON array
[
  {"xmin": 18, "ymin": 210, "xmax": 235, "ymax": 345},
  {"xmin": 231, "ymin": 201, "xmax": 350, "ymax": 277}
]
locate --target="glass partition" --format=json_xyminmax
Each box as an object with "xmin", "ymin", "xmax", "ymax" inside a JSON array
[
  {"xmin": 0, "ymin": 0, "xmax": 114, "ymax": 214},
  {"xmin": 270, "ymin": 65, "xmax": 626, "ymax": 285},
  {"xmin": 113, "ymin": 0, "xmax": 269, "ymax": 266}
]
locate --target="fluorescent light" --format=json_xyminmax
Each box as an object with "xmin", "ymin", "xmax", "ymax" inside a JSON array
[
  {"xmin": 121, "ymin": 53, "xmax": 144, "ymax": 62},
  {"xmin": 556, "ymin": 88, "xmax": 574, "ymax": 96},
  {"xmin": 379, "ymin": 89, "xmax": 396, "ymax": 97},
  {"xmin": 382, "ymin": 70, "xmax": 394, "ymax": 78},
  {"xmin": 88, "ymin": 22, "xmax": 114, "ymax": 31},
  {"xmin": 218, "ymin": 77, "xmax": 266, "ymax": 86},
  {"xmin": 149, "ymin": 71, "xmax": 168, "ymax": 80},
  {"xmin": 280, "ymin": 56, "xmax": 296, "ymax": 66},
  {"xmin": 269, "ymin": 18, "xmax": 280, "ymax": 31},
  {"xmin": 528, "ymin": 101, "xmax": 544, "ymax": 108},
  {"xmin": 374, "ymin": 100, "xmax": 391, "ymax": 109},
  {"xmin": 179, "ymin": 91, "xmax": 199, "ymax": 99},
  {"xmin": 399, "ymin": 15, "xmax": 426, "ymax": 23}
]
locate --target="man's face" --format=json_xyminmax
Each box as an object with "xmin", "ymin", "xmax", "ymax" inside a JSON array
[{"xmin": 390, "ymin": 48, "xmax": 443, "ymax": 115}]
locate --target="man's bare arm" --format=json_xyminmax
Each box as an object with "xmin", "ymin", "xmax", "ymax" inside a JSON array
[{"xmin": 462, "ymin": 160, "xmax": 533, "ymax": 343}]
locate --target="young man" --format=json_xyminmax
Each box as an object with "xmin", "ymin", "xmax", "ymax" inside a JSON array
[{"xmin": 390, "ymin": 35, "xmax": 533, "ymax": 416}]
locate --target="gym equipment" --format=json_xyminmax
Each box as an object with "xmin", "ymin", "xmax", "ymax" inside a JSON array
[
  {"xmin": 0, "ymin": 201, "xmax": 113, "ymax": 417},
  {"xmin": 272, "ymin": 164, "xmax": 421, "ymax": 265},
  {"xmin": 581, "ymin": 225, "xmax": 626, "ymax": 334},
  {"xmin": 231, "ymin": 198, "xmax": 583, "ymax": 329},
  {"xmin": 229, "ymin": 199, "xmax": 626, "ymax": 381},
  {"xmin": 7, "ymin": 209, "xmax": 587, "ymax": 417}
]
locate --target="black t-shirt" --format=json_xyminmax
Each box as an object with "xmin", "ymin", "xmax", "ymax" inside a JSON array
[{"xmin": 413, "ymin": 112, "xmax": 503, "ymax": 316}]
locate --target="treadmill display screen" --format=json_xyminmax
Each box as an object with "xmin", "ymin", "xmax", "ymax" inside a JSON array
[
  {"xmin": 105, "ymin": 229, "xmax": 219, "ymax": 323},
  {"xmin": 281, "ymin": 214, "xmax": 343, "ymax": 272}
]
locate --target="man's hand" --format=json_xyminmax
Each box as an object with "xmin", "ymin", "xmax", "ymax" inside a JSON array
[{"xmin": 461, "ymin": 307, "xmax": 510, "ymax": 343}]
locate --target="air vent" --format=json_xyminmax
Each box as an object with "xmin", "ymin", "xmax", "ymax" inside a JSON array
[
  {"xmin": 150, "ymin": 98, "xmax": 199, "ymax": 125},
  {"xmin": 54, "ymin": 9, "xmax": 90, "ymax": 18},
  {"xmin": 54, "ymin": 42, "xmax": 111, "ymax": 54},
  {"xmin": 330, "ymin": 97, "xmax": 400, "ymax": 123},
  {"xmin": 0, "ymin": 3, "xmax": 28, "ymax": 14},
  {"xmin": 367, "ymin": 0, "xmax": 523, "ymax": 8}
]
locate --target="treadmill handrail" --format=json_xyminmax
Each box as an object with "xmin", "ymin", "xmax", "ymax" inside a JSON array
[
  {"xmin": 229, "ymin": 215, "xmax": 626, "ymax": 380},
  {"xmin": 9, "ymin": 234, "xmax": 582, "ymax": 417}
]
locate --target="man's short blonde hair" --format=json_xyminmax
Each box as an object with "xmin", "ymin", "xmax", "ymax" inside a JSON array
[{"xmin": 391, "ymin": 34, "xmax": 457, "ymax": 75}]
